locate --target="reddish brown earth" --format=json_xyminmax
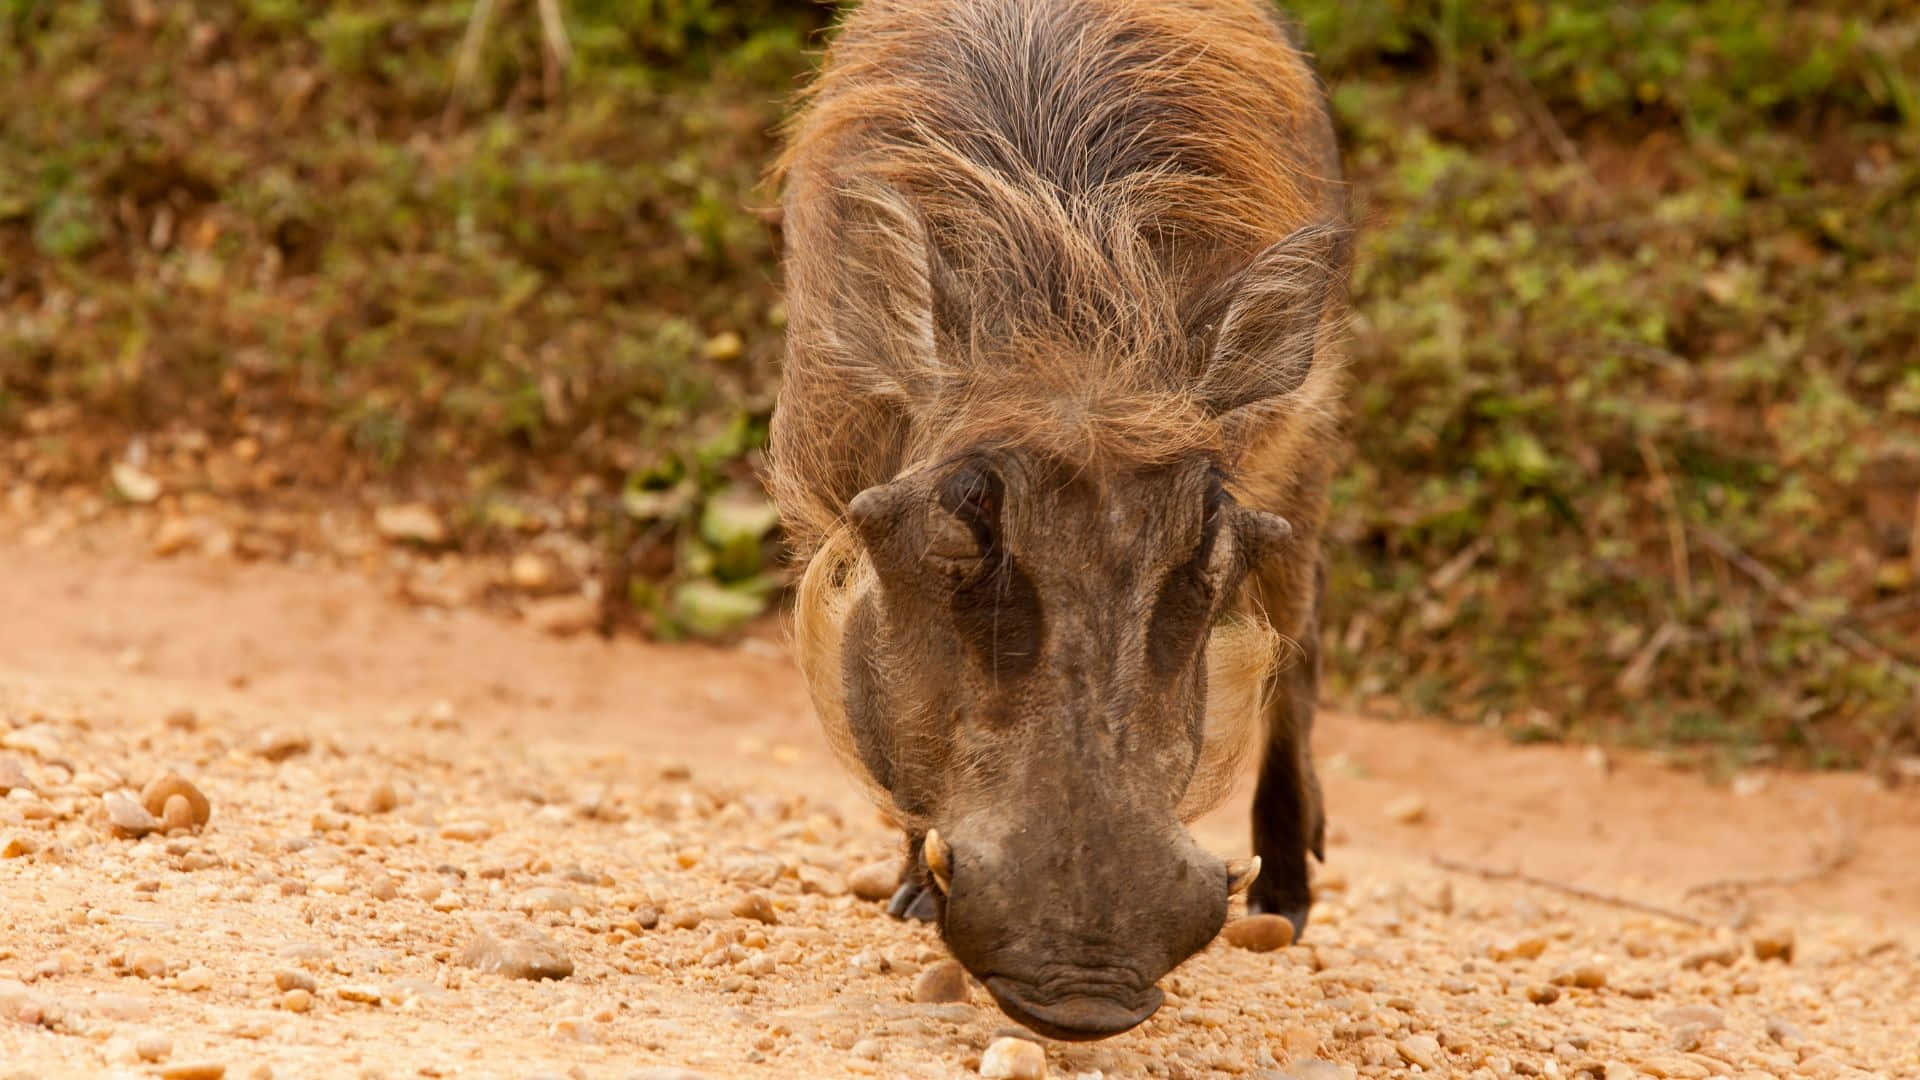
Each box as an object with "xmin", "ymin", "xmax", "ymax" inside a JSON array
[{"xmin": 2, "ymin": 525, "xmax": 1918, "ymax": 1079}]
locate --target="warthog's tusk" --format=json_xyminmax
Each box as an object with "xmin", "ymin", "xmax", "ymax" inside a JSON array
[
  {"xmin": 924, "ymin": 829, "xmax": 953, "ymax": 893},
  {"xmin": 1226, "ymin": 856, "xmax": 1262, "ymax": 896}
]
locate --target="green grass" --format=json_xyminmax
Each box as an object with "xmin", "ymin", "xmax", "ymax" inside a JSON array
[
  {"xmin": 1, "ymin": 0, "xmax": 824, "ymax": 637},
  {"xmin": 2, "ymin": 0, "xmax": 1917, "ymax": 766}
]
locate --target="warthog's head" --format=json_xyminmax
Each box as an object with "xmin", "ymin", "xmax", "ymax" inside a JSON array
[{"xmin": 827, "ymin": 449, "xmax": 1290, "ymax": 1038}]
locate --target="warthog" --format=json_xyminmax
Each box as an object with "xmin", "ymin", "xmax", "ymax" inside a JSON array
[{"xmin": 768, "ymin": 0, "xmax": 1349, "ymax": 1041}]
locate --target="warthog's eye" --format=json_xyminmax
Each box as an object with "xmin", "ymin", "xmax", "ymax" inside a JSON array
[
  {"xmin": 923, "ymin": 462, "xmax": 1002, "ymax": 580},
  {"xmin": 1145, "ymin": 476, "xmax": 1232, "ymax": 675},
  {"xmin": 929, "ymin": 461, "xmax": 1042, "ymax": 679}
]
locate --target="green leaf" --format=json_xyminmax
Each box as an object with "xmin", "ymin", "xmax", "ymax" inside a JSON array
[
  {"xmin": 698, "ymin": 487, "xmax": 779, "ymax": 548},
  {"xmin": 668, "ymin": 579, "xmax": 768, "ymax": 639}
]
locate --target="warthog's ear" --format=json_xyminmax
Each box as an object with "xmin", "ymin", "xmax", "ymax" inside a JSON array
[
  {"xmin": 1190, "ymin": 221, "xmax": 1352, "ymax": 416},
  {"xmin": 820, "ymin": 181, "xmax": 959, "ymax": 396},
  {"xmin": 847, "ymin": 479, "xmax": 917, "ymax": 576},
  {"xmin": 1230, "ymin": 506, "xmax": 1294, "ymax": 568}
]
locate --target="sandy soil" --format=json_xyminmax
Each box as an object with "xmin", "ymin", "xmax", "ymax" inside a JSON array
[{"xmin": 3, "ymin": 531, "xmax": 1919, "ymax": 1080}]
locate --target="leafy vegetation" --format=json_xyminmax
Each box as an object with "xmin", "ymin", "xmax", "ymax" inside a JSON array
[
  {"xmin": 1293, "ymin": 0, "xmax": 1920, "ymax": 768},
  {"xmin": 2, "ymin": 0, "xmax": 1916, "ymax": 766},
  {"xmin": 1, "ymin": 0, "xmax": 825, "ymax": 637}
]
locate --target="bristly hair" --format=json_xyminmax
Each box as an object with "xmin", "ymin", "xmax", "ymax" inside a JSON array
[{"xmin": 767, "ymin": 0, "xmax": 1351, "ymax": 563}]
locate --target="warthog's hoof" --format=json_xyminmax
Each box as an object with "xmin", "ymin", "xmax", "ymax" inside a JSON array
[
  {"xmin": 886, "ymin": 881, "xmax": 939, "ymax": 922},
  {"xmin": 1246, "ymin": 899, "xmax": 1309, "ymax": 944}
]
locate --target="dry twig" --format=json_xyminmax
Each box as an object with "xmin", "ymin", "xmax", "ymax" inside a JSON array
[
  {"xmin": 1494, "ymin": 50, "xmax": 1604, "ymax": 205},
  {"xmin": 444, "ymin": 0, "xmax": 573, "ymax": 132},
  {"xmin": 443, "ymin": 0, "xmax": 500, "ymax": 134},
  {"xmin": 1636, "ymin": 434, "xmax": 1693, "ymax": 611},
  {"xmin": 1853, "ymin": 592, "xmax": 1920, "ymax": 626},
  {"xmin": 1431, "ymin": 855, "xmax": 1710, "ymax": 928},
  {"xmin": 1683, "ymin": 808, "xmax": 1857, "ymax": 898},
  {"xmin": 535, "ymin": 0, "xmax": 573, "ymax": 101}
]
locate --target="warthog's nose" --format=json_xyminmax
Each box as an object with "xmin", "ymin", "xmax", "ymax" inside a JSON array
[{"xmin": 982, "ymin": 976, "xmax": 1165, "ymax": 1041}]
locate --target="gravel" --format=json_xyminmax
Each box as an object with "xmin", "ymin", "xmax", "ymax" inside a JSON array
[{"xmin": 2, "ymin": 623, "xmax": 1916, "ymax": 1079}]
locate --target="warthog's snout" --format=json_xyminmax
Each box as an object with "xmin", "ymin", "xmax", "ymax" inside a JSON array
[
  {"xmin": 930, "ymin": 824, "xmax": 1250, "ymax": 1040},
  {"xmin": 984, "ymin": 974, "xmax": 1166, "ymax": 1042}
]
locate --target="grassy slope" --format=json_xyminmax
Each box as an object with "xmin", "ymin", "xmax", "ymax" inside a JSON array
[
  {"xmin": 2, "ymin": 0, "xmax": 1917, "ymax": 768},
  {"xmin": 1301, "ymin": 1, "xmax": 1920, "ymax": 768}
]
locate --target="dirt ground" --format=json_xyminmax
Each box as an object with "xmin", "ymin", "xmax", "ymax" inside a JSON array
[{"xmin": 3, "ymin": 521, "xmax": 1920, "ymax": 1080}]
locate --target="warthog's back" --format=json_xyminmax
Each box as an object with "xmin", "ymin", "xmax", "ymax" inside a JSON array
[{"xmin": 771, "ymin": 0, "xmax": 1347, "ymax": 564}]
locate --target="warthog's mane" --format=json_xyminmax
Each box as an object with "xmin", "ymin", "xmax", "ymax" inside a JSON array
[
  {"xmin": 770, "ymin": 0, "xmax": 1349, "ymax": 827},
  {"xmin": 765, "ymin": 0, "xmax": 1348, "ymax": 562},
  {"xmin": 791, "ymin": 522, "xmax": 1283, "ymax": 830}
]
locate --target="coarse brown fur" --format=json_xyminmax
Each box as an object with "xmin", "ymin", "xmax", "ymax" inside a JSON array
[
  {"xmin": 770, "ymin": 0, "xmax": 1345, "ymax": 559},
  {"xmin": 767, "ymin": 0, "xmax": 1351, "ymax": 1041}
]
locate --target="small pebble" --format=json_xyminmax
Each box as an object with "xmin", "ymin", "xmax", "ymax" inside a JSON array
[
  {"xmin": 798, "ymin": 866, "xmax": 847, "ymax": 896},
  {"xmin": 979, "ymin": 1036, "xmax": 1047, "ymax": 1079},
  {"xmin": 159, "ymin": 1065, "xmax": 226, "ymax": 1080},
  {"xmin": 336, "ymin": 984, "xmax": 383, "ymax": 1005},
  {"xmin": 509, "ymin": 553, "xmax": 556, "ymax": 591},
  {"xmin": 175, "ymin": 965, "xmax": 214, "ymax": 991},
  {"xmin": 254, "ymin": 729, "xmax": 311, "ymax": 762},
  {"xmin": 1277, "ymin": 1026, "xmax": 1322, "ymax": 1059},
  {"xmin": 161, "ymin": 794, "xmax": 196, "ymax": 833},
  {"xmin": 1526, "ymin": 984, "xmax": 1561, "ymax": 1004},
  {"xmin": 1550, "ymin": 962, "xmax": 1607, "ymax": 989},
  {"xmin": 1765, "ymin": 1017, "xmax": 1803, "ymax": 1045},
  {"xmin": 1490, "ymin": 935, "xmax": 1550, "ymax": 961},
  {"xmin": 441, "ymin": 820, "xmax": 493, "ymax": 842},
  {"xmin": 1680, "ymin": 943, "xmax": 1740, "ymax": 970},
  {"xmin": 374, "ymin": 502, "xmax": 448, "ymax": 545},
  {"xmin": 0, "ymin": 756, "xmax": 34, "ymax": 793},
  {"xmin": 1397, "ymin": 1034, "xmax": 1441, "ymax": 1070},
  {"xmin": 912, "ymin": 960, "xmax": 970, "ymax": 1004},
  {"xmin": 525, "ymin": 593, "xmax": 600, "ymax": 636},
  {"xmin": 1223, "ymin": 914, "xmax": 1296, "ymax": 952},
  {"xmin": 1384, "ymin": 796, "xmax": 1428, "ymax": 825},
  {"xmin": 129, "ymin": 948, "xmax": 169, "ymax": 978},
  {"xmin": 280, "ymin": 988, "xmax": 313, "ymax": 1013},
  {"xmin": 140, "ymin": 772, "xmax": 211, "ymax": 827},
  {"xmin": 1752, "ymin": 927, "xmax": 1795, "ymax": 963},
  {"xmin": 461, "ymin": 917, "xmax": 574, "ymax": 980},
  {"xmin": 731, "ymin": 892, "xmax": 778, "ymax": 925},
  {"xmin": 103, "ymin": 790, "xmax": 161, "ymax": 837},
  {"xmin": 514, "ymin": 886, "xmax": 591, "ymax": 914},
  {"xmin": 273, "ymin": 969, "xmax": 317, "ymax": 993},
  {"xmin": 135, "ymin": 1032, "xmax": 173, "ymax": 1062},
  {"xmin": 848, "ymin": 860, "xmax": 899, "ymax": 902},
  {"xmin": 367, "ymin": 873, "xmax": 400, "ymax": 901},
  {"xmin": 722, "ymin": 853, "xmax": 784, "ymax": 887},
  {"xmin": 362, "ymin": 782, "xmax": 399, "ymax": 815}
]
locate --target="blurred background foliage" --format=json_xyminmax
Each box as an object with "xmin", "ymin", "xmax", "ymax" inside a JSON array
[{"xmin": 2, "ymin": 0, "xmax": 1917, "ymax": 768}]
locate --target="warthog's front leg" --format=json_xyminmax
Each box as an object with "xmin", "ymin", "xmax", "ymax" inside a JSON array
[{"xmin": 1248, "ymin": 559, "xmax": 1328, "ymax": 939}]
